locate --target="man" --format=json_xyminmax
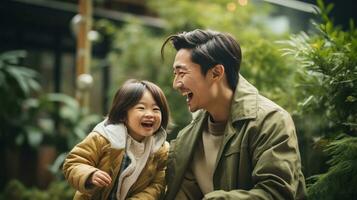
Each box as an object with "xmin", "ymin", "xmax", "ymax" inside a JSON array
[{"xmin": 161, "ymin": 29, "xmax": 306, "ymax": 200}]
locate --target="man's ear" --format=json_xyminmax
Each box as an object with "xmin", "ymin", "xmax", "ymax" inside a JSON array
[{"xmin": 211, "ymin": 64, "xmax": 225, "ymax": 80}]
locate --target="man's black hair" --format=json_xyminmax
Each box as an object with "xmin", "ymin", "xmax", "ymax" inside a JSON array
[{"xmin": 161, "ymin": 29, "xmax": 242, "ymax": 91}]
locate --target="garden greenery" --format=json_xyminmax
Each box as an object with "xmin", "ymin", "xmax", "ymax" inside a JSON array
[{"xmin": 281, "ymin": 0, "xmax": 357, "ymax": 198}]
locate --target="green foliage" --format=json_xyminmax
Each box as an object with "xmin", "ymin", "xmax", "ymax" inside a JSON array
[
  {"xmin": 307, "ymin": 136, "xmax": 357, "ymax": 200},
  {"xmin": 0, "ymin": 50, "xmax": 100, "ymax": 183},
  {"xmin": 242, "ymin": 39, "xmax": 297, "ymax": 110},
  {"xmin": 0, "ymin": 179, "xmax": 74, "ymax": 200},
  {"xmin": 148, "ymin": 0, "xmax": 261, "ymax": 33},
  {"xmin": 23, "ymin": 93, "xmax": 101, "ymax": 150},
  {"xmin": 0, "ymin": 50, "xmax": 41, "ymax": 147},
  {"xmin": 21, "ymin": 93, "xmax": 101, "ymax": 175},
  {"xmin": 281, "ymin": 14, "xmax": 357, "ymax": 138},
  {"xmin": 281, "ymin": 0, "xmax": 357, "ymax": 199},
  {"xmin": 0, "ymin": 51, "xmax": 41, "ymax": 99},
  {"xmin": 0, "ymin": 50, "xmax": 101, "ymax": 149}
]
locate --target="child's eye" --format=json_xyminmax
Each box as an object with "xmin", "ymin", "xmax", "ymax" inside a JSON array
[
  {"xmin": 153, "ymin": 107, "xmax": 161, "ymax": 111},
  {"xmin": 136, "ymin": 106, "xmax": 145, "ymax": 110}
]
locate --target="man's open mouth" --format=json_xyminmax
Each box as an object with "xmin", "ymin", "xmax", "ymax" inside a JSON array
[{"xmin": 183, "ymin": 91, "xmax": 193, "ymax": 102}]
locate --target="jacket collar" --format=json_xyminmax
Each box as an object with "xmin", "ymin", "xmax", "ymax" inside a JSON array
[
  {"xmin": 230, "ymin": 74, "xmax": 258, "ymax": 123},
  {"xmin": 214, "ymin": 75, "xmax": 258, "ymax": 180},
  {"xmin": 219, "ymin": 75, "xmax": 258, "ymax": 153}
]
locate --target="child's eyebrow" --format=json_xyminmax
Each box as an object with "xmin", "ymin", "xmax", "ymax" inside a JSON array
[{"xmin": 137, "ymin": 101, "xmax": 159, "ymax": 106}]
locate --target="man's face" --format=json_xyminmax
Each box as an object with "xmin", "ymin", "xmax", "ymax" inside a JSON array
[{"xmin": 172, "ymin": 49, "xmax": 214, "ymax": 112}]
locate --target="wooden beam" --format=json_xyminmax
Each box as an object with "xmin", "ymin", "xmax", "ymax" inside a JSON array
[{"xmin": 76, "ymin": 0, "xmax": 93, "ymax": 109}]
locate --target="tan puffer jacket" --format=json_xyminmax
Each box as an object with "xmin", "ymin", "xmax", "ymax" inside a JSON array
[{"xmin": 63, "ymin": 127, "xmax": 169, "ymax": 200}]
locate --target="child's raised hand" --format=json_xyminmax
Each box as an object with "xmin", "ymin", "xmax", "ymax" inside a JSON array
[{"xmin": 90, "ymin": 170, "xmax": 112, "ymax": 187}]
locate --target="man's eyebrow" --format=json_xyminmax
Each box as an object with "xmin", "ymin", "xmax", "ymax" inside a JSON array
[{"xmin": 173, "ymin": 64, "xmax": 187, "ymax": 70}]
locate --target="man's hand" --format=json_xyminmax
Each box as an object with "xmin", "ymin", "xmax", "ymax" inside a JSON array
[{"xmin": 89, "ymin": 170, "xmax": 112, "ymax": 187}]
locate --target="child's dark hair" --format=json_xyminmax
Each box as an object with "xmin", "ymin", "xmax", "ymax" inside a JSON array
[{"xmin": 108, "ymin": 79, "xmax": 170, "ymax": 130}]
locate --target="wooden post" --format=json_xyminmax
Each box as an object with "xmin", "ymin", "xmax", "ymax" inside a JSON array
[{"xmin": 76, "ymin": 0, "xmax": 93, "ymax": 109}]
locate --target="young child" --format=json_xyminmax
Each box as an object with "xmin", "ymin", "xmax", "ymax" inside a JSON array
[{"xmin": 63, "ymin": 79, "xmax": 170, "ymax": 200}]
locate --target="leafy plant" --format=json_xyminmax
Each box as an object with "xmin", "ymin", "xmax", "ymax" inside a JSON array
[
  {"xmin": 0, "ymin": 50, "xmax": 101, "ymax": 149},
  {"xmin": 22, "ymin": 93, "xmax": 101, "ymax": 176},
  {"xmin": 0, "ymin": 50, "xmax": 41, "ymax": 148},
  {"xmin": 281, "ymin": 0, "xmax": 357, "ymax": 199},
  {"xmin": 0, "ymin": 179, "xmax": 74, "ymax": 200},
  {"xmin": 23, "ymin": 93, "xmax": 101, "ymax": 149},
  {"xmin": 307, "ymin": 136, "xmax": 357, "ymax": 200},
  {"xmin": 281, "ymin": 5, "xmax": 357, "ymax": 137},
  {"xmin": 0, "ymin": 50, "xmax": 101, "ymax": 187}
]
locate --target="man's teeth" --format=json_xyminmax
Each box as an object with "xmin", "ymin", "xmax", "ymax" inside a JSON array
[
  {"xmin": 182, "ymin": 92, "xmax": 189, "ymax": 96},
  {"xmin": 182, "ymin": 92, "xmax": 192, "ymax": 102}
]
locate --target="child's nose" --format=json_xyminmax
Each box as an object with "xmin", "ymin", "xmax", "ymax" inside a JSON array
[{"xmin": 144, "ymin": 111, "xmax": 154, "ymax": 118}]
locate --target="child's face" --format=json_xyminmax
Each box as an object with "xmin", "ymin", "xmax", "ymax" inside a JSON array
[{"xmin": 126, "ymin": 90, "xmax": 162, "ymax": 141}]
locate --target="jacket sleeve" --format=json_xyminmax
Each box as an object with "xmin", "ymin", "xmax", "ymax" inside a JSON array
[
  {"xmin": 62, "ymin": 132, "xmax": 106, "ymax": 194},
  {"xmin": 204, "ymin": 110, "xmax": 306, "ymax": 200},
  {"xmin": 127, "ymin": 142, "xmax": 170, "ymax": 200}
]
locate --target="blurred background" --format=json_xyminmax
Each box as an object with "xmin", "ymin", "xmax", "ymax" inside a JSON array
[{"xmin": 0, "ymin": 0, "xmax": 356, "ymax": 199}]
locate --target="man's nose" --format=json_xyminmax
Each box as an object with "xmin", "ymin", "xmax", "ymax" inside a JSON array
[{"xmin": 173, "ymin": 76, "xmax": 183, "ymax": 90}]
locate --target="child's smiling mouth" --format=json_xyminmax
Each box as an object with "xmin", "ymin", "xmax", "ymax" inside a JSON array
[{"xmin": 141, "ymin": 121, "xmax": 154, "ymax": 128}]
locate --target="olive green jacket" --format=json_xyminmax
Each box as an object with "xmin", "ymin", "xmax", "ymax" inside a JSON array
[{"xmin": 164, "ymin": 75, "xmax": 306, "ymax": 200}]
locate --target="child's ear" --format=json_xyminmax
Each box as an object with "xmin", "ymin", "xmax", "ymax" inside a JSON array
[{"xmin": 211, "ymin": 64, "xmax": 225, "ymax": 80}]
